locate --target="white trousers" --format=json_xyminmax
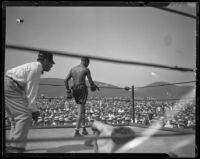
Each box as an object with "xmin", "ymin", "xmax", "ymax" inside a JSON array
[{"xmin": 5, "ymin": 77, "xmax": 31, "ymax": 149}]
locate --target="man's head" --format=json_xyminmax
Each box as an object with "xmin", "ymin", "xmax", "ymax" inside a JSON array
[
  {"xmin": 37, "ymin": 51, "xmax": 55, "ymax": 72},
  {"xmin": 111, "ymin": 126, "xmax": 136, "ymax": 145},
  {"xmin": 90, "ymin": 121, "xmax": 137, "ymax": 153},
  {"xmin": 81, "ymin": 56, "xmax": 90, "ymax": 67}
]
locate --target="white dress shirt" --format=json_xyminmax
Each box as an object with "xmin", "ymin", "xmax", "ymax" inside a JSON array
[{"xmin": 6, "ymin": 62, "xmax": 43, "ymax": 112}]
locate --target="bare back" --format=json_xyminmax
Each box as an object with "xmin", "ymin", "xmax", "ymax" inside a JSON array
[
  {"xmin": 71, "ymin": 65, "xmax": 89, "ymax": 86},
  {"xmin": 65, "ymin": 62, "xmax": 95, "ymax": 91}
]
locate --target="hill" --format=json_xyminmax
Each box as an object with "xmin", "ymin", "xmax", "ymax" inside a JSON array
[
  {"xmin": 134, "ymin": 82, "xmax": 194, "ymax": 99},
  {"xmin": 38, "ymin": 78, "xmax": 132, "ymax": 98},
  {"xmin": 38, "ymin": 79, "xmax": 195, "ymax": 99}
]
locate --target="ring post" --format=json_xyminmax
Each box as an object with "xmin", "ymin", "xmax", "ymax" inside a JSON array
[{"xmin": 132, "ymin": 85, "xmax": 135, "ymax": 123}]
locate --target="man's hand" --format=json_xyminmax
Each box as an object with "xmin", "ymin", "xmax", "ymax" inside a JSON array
[
  {"xmin": 32, "ymin": 111, "xmax": 40, "ymax": 121},
  {"xmin": 95, "ymin": 85, "xmax": 100, "ymax": 91},
  {"xmin": 91, "ymin": 84, "xmax": 100, "ymax": 92},
  {"xmin": 66, "ymin": 89, "xmax": 73, "ymax": 99}
]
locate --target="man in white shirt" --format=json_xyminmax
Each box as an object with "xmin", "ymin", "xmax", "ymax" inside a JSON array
[{"xmin": 5, "ymin": 51, "xmax": 55, "ymax": 153}]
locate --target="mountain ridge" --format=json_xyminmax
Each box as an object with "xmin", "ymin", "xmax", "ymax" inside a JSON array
[{"xmin": 38, "ymin": 78, "xmax": 194, "ymax": 99}]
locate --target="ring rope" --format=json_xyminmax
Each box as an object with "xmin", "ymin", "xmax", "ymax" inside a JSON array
[
  {"xmin": 151, "ymin": 6, "xmax": 197, "ymax": 20},
  {"xmin": 39, "ymin": 80, "xmax": 196, "ymax": 91},
  {"xmin": 5, "ymin": 44, "xmax": 195, "ymax": 72},
  {"xmin": 135, "ymin": 81, "xmax": 196, "ymax": 89},
  {"xmin": 6, "ymin": 131, "xmax": 195, "ymax": 143},
  {"xmin": 3, "ymin": 2, "xmax": 198, "ymax": 20}
]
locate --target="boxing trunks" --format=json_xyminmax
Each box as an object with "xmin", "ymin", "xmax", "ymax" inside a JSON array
[{"xmin": 72, "ymin": 83, "xmax": 88, "ymax": 104}]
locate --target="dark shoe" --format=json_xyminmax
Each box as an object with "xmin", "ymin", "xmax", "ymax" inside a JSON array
[
  {"xmin": 74, "ymin": 131, "xmax": 82, "ymax": 137},
  {"xmin": 6, "ymin": 146, "xmax": 25, "ymax": 153},
  {"xmin": 82, "ymin": 130, "xmax": 89, "ymax": 136}
]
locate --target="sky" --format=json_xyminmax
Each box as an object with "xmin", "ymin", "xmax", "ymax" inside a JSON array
[{"xmin": 4, "ymin": 3, "xmax": 197, "ymax": 88}]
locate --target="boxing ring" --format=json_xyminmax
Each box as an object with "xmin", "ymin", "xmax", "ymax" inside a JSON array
[
  {"xmin": 5, "ymin": 86, "xmax": 196, "ymax": 157},
  {"xmin": 5, "ymin": 126, "xmax": 195, "ymax": 156},
  {"xmin": 3, "ymin": 2, "xmax": 198, "ymax": 157},
  {"xmin": 4, "ymin": 44, "xmax": 197, "ymax": 156}
]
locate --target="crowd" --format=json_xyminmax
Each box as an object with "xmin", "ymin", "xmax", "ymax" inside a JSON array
[
  {"xmin": 32, "ymin": 96, "xmax": 133, "ymax": 127},
  {"xmin": 5, "ymin": 95, "xmax": 196, "ymax": 129},
  {"xmin": 134, "ymin": 99, "xmax": 195, "ymax": 129}
]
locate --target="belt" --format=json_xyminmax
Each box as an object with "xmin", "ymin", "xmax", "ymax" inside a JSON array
[{"xmin": 6, "ymin": 76, "xmax": 24, "ymax": 90}]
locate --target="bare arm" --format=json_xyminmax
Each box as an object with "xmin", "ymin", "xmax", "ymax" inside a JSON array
[
  {"xmin": 64, "ymin": 69, "xmax": 72, "ymax": 91},
  {"xmin": 86, "ymin": 69, "xmax": 99, "ymax": 91},
  {"xmin": 92, "ymin": 121, "xmax": 113, "ymax": 134},
  {"xmin": 91, "ymin": 121, "xmax": 115, "ymax": 153},
  {"xmin": 86, "ymin": 69, "xmax": 95, "ymax": 86}
]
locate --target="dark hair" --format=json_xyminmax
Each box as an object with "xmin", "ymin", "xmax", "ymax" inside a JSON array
[
  {"xmin": 111, "ymin": 126, "xmax": 136, "ymax": 145},
  {"xmin": 37, "ymin": 51, "xmax": 55, "ymax": 64},
  {"xmin": 81, "ymin": 56, "xmax": 90, "ymax": 63}
]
